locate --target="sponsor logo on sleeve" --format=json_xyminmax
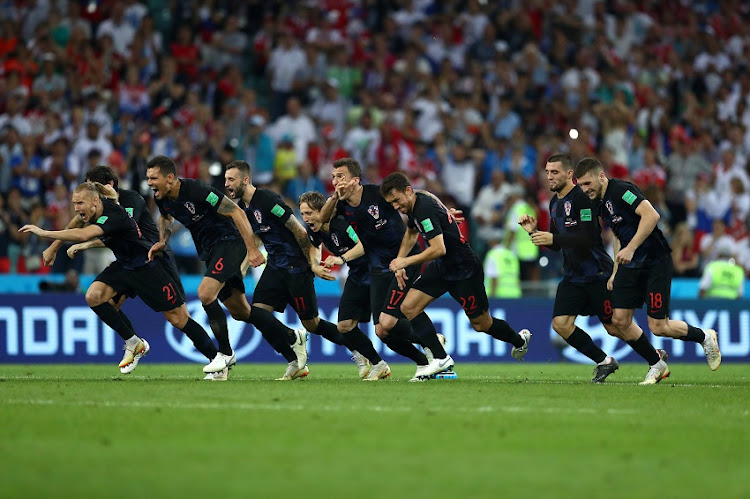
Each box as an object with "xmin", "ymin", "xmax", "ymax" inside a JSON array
[
  {"xmin": 125, "ymin": 207, "xmax": 134, "ymax": 217},
  {"xmin": 96, "ymin": 216, "xmax": 108, "ymax": 224},
  {"xmin": 580, "ymin": 208, "xmax": 592, "ymax": 221},
  {"xmin": 346, "ymin": 225, "xmax": 359, "ymax": 243},
  {"xmin": 271, "ymin": 204, "xmax": 285, "ymax": 217},
  {"xmin": 206, "ymin": 192, "xmax": 220, "ymax": 207},
  {"xmin": 622, "ymin": 190, "xmax": 637, "ymax": 205},
  {"xmin": 421, "ymin": 219, "xmax": 434, "ymax": 232}
]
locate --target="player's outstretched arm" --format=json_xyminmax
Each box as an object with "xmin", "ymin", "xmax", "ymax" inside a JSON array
[
  {"xmin": 323, "ymin": 240, "xmax": 365, "ymax": 268},
  {"xmin": 20, "ymin": 224, "xmax": 104, "ymax": 243},
  {"xmin": 608, "ymin": 236, "xmax": 621, "ymax": 291},
  {"xmin": 67, "ymin": 238, "xmax": 106, "ymax": 259},
  {"xmin": 42, "ymin": 214, "xmax": 86, "ymax": 266},
  {"xmin": 309, "ymin": 241, "xmax": 335, "ymax": 281},
  {"xmin": 390, "ymin": 228, "xmax": 445, "ymax": 272}
]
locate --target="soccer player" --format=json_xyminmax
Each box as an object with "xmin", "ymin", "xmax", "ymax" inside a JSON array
[
  {"xmin": 224, "ymin": 160, "xmax": 367, "ymax": 380},
  {"xmin": 379, "ymin": 172, "xmax": 531, "ymax": 378},
  {"xmin": 146, "ymin": 156, "xmax": 307, "ymax": 380},
  {"xmin": 575, "ymin": 157, "xmax": 721, "ymax": 384},
  {"xmin": 319, "ymin": 158, "xmax": 451, "ymax": 381},
  {"xmin": 42, "ymin": 165, "xmax": 181, "ymax": 374},
  {"xmin": 519, "ymin": 154, "xmax": 666, "ymax": 383},
  {"xmin": 299, "ymin": 190, "xmax": 391, "ymax": 380},
  {"xmin": 21, "ymin": 182, "xmax": 222, "ymax": 377}
]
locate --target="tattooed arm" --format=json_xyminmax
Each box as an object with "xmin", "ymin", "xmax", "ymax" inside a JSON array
[
  {"xmin": 285, "ymin": 214, "xmax": 315, "ymax": 266},
  {"xmin": 148, "ymin": 214, "xmax": 174, "ymax": 261}
]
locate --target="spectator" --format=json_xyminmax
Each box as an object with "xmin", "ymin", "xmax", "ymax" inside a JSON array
[
  {"xmin": 269, "ymin": 96, "xmax": 316, "ymax": 161},
  {"xmin": 238, "ymin": 114, "xmax": 275, "ymax": 186},
  {"xmin": 671, "ymin": 222, "xmax": 701, "ymax": 278},
  {"xmin": 699, "ymin": 241, "xmax": 744, "ymax": 299},
  {"xmin": 285, "ymin": 158, "xmax": 325, "ymax": 208}
]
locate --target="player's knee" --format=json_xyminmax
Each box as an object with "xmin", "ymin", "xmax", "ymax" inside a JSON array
[
  {"xmin": 165, "ymin": 311, "xmax": 187, "ymax": 329},
  {"xmin": 611, "ymin": 315, "xmax": 631, "ymax": 331},
  {"xmin": 375, "ymin": 324, "xmax": 388, "ymax": 340},
  {"xmin": 301, "ymin": 318, "xmax": 319, "ymax": 332},
  {"xmin": 551, "ymin": 319, "xmax": 573, "ymax": 337},
  {"xmin": 649, "ymin": 321, "xmax": 669, "ymax": 336},
  {"xmin": 337, "ymin": 321, "xmax": 354, "ymax": 334},
  {"xmin": 469, "ymin": 316, "xmax": 488, "ymax": 332},
  {"xmin": 196, "ymin": 288, "xmax": 215, "ymax": 304},
  {"xmin": 85, "ymin": 289, "xmax": 105, "ymax": 307}
]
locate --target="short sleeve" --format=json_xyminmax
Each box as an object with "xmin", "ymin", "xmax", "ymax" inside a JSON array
[
  {"xmin": 413, "ymin": 197, "xmax": 443, "ymax": 240},
  {"xmin": 611, "ymin": 181, "xmax": 645, "ymax": 213},
  {"xmin": 264, "ymin": 193, "xmax": 293, "ymax": 224}
]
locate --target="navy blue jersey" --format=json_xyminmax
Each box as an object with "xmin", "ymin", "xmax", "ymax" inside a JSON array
[
  {"xmin": 598, "ymin": 179, "xmax": 671, "ymax": 268},
  {"xmin": 549, "ymin": 185, "xmax": 613, "ymax": 283},
  {"xmin": 154, "ymin": 178, "xmax": 238, "ymax": 261},
  {"xmin": 308, "ymin": 216, "xmax": 369, "ymax": 285},
  {"xmin": 118, "ymin": 188, "xmax": 174, "ymax": 260},
  {"xmin": 239, "ymin": 189, "xmax": 309, "ymax": 272},
  {"xmin": 94, "ymin": 199, "xmax": 154, "ymax": 270},
  {"xmin": 408, "ymin": 192, "xmax": 480, "ymax": 280},
  {"xmin": 336, "ymin": 184, "xmax": 416, "ymax": 274}
]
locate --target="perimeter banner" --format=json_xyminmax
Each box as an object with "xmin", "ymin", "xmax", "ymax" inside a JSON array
[{"xmin": 1, "ymin": 295, "xmax": 748, "ymax": 364}]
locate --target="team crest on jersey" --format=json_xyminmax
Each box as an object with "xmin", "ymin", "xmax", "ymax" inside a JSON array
[
  {"xmin": 368, "ymin": 204, "xmax": 380, "ymax": 219},
  {"xmin": 185, "ymin": 202, "xmax": 195, "ymax": 214},
  {"xmin": 564, "ymin": 201, "xmax": 571, "ymax": 216},
  {"xmin": 331, "ymin": 234, "xmax": 339, "ymax": 246},
  {"xmin": 254, "ymin": 210, "xmax": 263, "ymax": 224},
  {"xmin": 605, "ymin": 200, "xmax": 614, "ymax": 215}
]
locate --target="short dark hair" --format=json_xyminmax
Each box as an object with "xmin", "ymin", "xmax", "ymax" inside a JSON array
[
  {"xmin": 547, "ymin": 153, "xmax": 573, "ymax": 171},
  {"xmin": 146, "ymin": 155, "xmax": 177, "ymax": 176},
  {"xmin": 574, "ymin": 157, "xmax": 605, "ymax": 178},
  {"xmin": 85, "ymin": 165, "xmax": 119, "ymax": 189},
  {"xmin": 380, "ymin": 172, "xmax": 411, "ymax": 197},
  {"xmin": 299, "ymin": 191, "xmax": 326, "ymax": 210},
  {"xmin": 226, "ymin": 160, "xmax": 251, "ymax": 178},
  {"xmin": 333, "ymin": 157, "xmax": 362, "ymax": 179}
]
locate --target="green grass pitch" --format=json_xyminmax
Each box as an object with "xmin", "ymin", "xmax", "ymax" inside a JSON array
[{"xmin": 1, "ymin": 362, "xmax": 749, "ymax": 499}]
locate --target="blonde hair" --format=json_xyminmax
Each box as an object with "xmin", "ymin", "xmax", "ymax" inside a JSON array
[{"xmin": 74, "ymin": 181, "xmax": 119, "ymax": 202}]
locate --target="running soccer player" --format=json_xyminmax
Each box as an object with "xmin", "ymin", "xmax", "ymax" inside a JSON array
[
  {"xmin": 22, "ymin": 182, "xmax": 221, "ymax": 377},
  {"xmin": 42, "ymin": 165, "xmax": 185, "ymax": 374},
  {"xmin": 380, "ymin": 172, "xmax": 531, "ymax": 379},
  {"xmin": 224, "ymin": 160, "xmax": 363, "ymax": 380},
  {"xmin": 519, "ymin": 154, "xmax": 666, "ymax": 383},
  {"xmin": 146, "ymin": 156, "xmax": 307, "ymax": 380},
  {"xmin": 319, "ymin": 158, "xmax": 450, "ymax": 381},
  {"xmin": 299, "ymin": 190, "xmax": 391, "ymax": 380},
  {"xmin": 575, "ymin": 157, "xmax": 721, "ymax": 384}
]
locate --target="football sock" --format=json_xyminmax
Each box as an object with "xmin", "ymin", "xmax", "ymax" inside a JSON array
[
  {"xmin": 487, "ymin": 318, "xmax": 525, "ymax": 348},
  {"xmin": 388, "ymin": 318, "xmax": 413, "ymax": 340},
  {"xmin": 247, "ymin": 307, "xmax": 296, "ymax": 362},
  {"xmin": 179, "ymin": 318, "xmax": 219, "ymax": 360},
  {"xmin": 627, "ymin": 333, "xmax": 662, "ymax": 365},
  {"xmin": 566, "ymin": 326, "xmax": 607, "ymax": 363},
  {"xmin": 382, "ymin": 334, "xmax": 429, "ymax": 365},
  {"xmin": 91, "ymin": 303, "xmax": 136, "ymax": 341},
  {"xmin": 344, "ymin": 326, "xmax": 383, "ymax": 364},
  {"xmin": 203, "ymin": 300, "xmax": 232, "ymax": 355},
  {"xmin": 411, "ymin": 312, "xmax": 447, "ymax": 358},
  {"xmin": 313, "ymin": 319, "xmax": 349, "ymax": 347},
  {"xmin": 683, "ymin": 325, "xmax": 706, "ymax": 343},
  {"xmin": 247, "ymin": 305, "xmax": 295, "ymax": 343},
  {"xmin": 118, "ymin": 311, "xmax": 136, "ymax": 338}
]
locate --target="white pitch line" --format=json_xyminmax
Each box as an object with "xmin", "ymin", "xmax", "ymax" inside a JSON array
[{"xmin": 0, "ymin": 397, "xmax": 649, "ymax": 416}]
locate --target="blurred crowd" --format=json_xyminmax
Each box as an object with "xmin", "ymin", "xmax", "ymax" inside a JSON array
[{"xmin": 2, "ymin": 0, "xmax": 750, "ymax": 287}]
